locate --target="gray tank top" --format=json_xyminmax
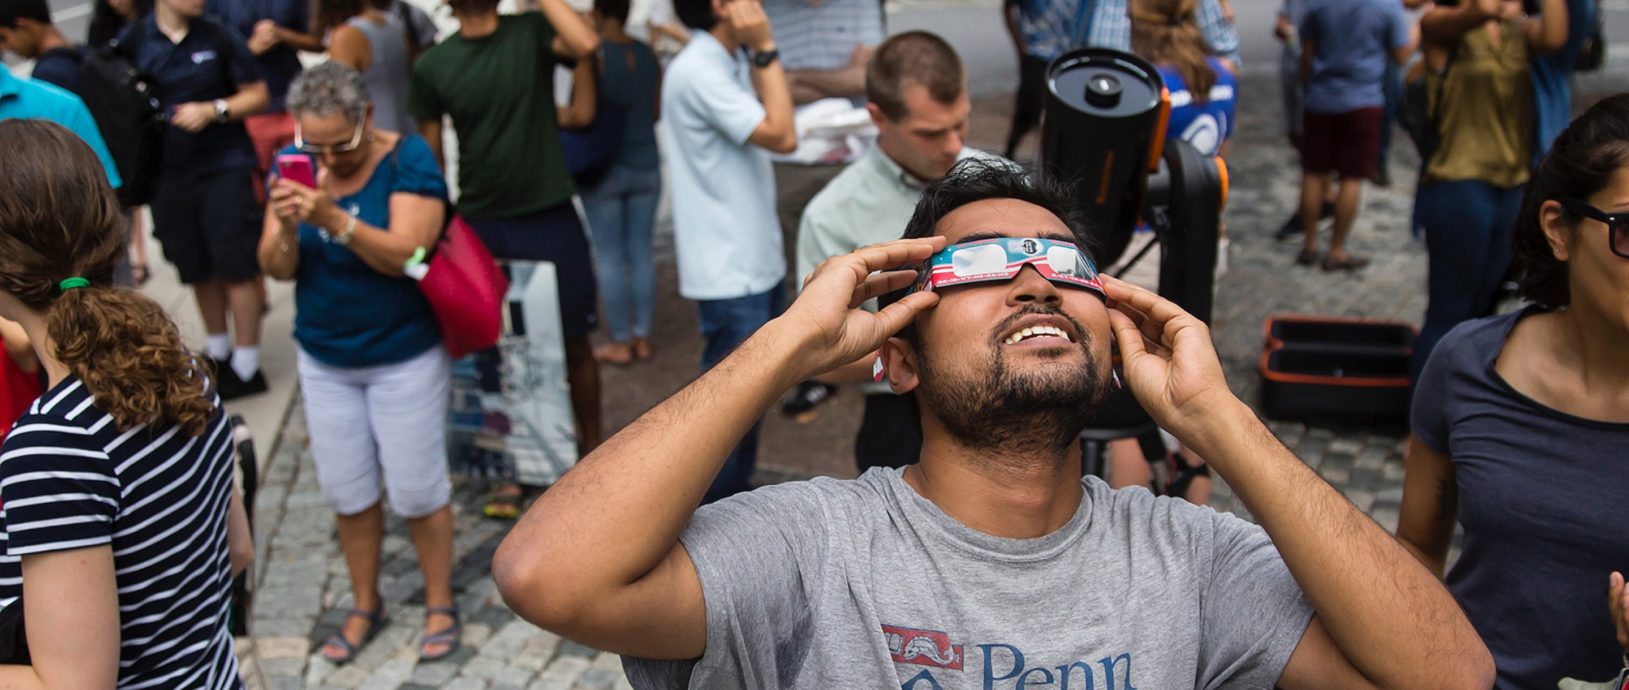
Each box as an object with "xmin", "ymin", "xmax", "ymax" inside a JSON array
[{"xmin": 346, "ymin": 13, "xmax": 413, "ymax": 134}]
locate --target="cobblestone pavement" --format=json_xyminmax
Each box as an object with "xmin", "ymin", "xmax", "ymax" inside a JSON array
[{"xmin": 237, "ymin": 72, "xmax": 1444, "ymax": 687}]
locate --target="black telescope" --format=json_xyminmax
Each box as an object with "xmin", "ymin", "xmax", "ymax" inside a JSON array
[
  {"xmin": 1039, "ymin": 48, "xmax": 1228, "ymax": 479},
  {"xmin": 1039, "ymin": 47, "xmax": 1226, "ymax": 323}
]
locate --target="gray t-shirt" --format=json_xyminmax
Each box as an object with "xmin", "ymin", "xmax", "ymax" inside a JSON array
[{"xmin": 624, "ymin": 468, "xmax": 1314, "ymax": 689}]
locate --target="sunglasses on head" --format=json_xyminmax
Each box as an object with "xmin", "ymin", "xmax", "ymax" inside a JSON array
[
  {"xmin": 294, "ymin": 120, "xmax": 366, "ymax": 155},
  {"xmin": 1558, "ymin": 197, "xmax": 1629, "ymax": 259},
  {"xmin": 906, "ymin": 237, "xmax": 1106, "ymax": 298}
]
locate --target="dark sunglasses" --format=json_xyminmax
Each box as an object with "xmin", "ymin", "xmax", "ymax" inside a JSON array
[{"xmin": 1558, "ymin": 197, "xmax": 1629, "ymax": 259}]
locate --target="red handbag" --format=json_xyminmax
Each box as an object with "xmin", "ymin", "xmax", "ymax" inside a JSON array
[{"xmin": 407, "ymin": 214, "xmax": 507, "ymax": 359}]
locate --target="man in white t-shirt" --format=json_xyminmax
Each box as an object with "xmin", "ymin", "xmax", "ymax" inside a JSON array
[
  {"xmin": 659, "ymin": 0, "xmax": 795, "ymax": 501},
  {"xmin": 493, "ymin": 162, "xmax": 1495, "ymax": 689}
]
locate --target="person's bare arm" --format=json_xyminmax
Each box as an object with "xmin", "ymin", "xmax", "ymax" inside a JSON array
[
  {"xmin": 327, "ymin": 24, "xmax": 373, "ymax": 72},
  {"xmin": 417, "ymin": 118, "xmax": 444, "ymax": 170},
  {"xmin": 0, "ymin": 318, "xmax": 35, "ymax": 374},
  {"xmin": 1003, "ymin": 0, "xmax": 1026, "ymax": 55},
  {"xmin": 1395, "ymin": 435, "xmax": 1458, "ymax": 578},
  {"xmin": 1420, "ymin": 0, "xmax": 1497, "ymax": 46},
  {"xmin": 1103, "ymin": 276, "xmax": 1493, "ymax": 690},
  {"xmin": 274, "ymin": 25, "xmax": 326, "ymax": 52},
  {"xmin": 732, "ymin": 2, "xmax": 796, "ymax": 153},
  {"xmin": 0, "ymin": 547, "xmax": 121, "ymax": 689},
  {"xmin": 543, "ymin": 0, "xmax": 601, "ymax": 58},
  {"xmin": 492, "ymin": 238, "xmax": 944, "ymax": 658},
  {"xmin": 228, "ymin": 483, "xmax": 254, "ymax": 577},
  {"xmin": 1523, "ymin": 0, "xmax": 1568, "ymax": 54},
  {"xmin": 557, "ymin": 56, "xmax": 598, "ymax": 128},
  {"xmin": 786, "ymin": 44, "xmax": 871, "ymax": 105},
  {"xmin": 258, "ymin": 188, "xmax": 301, "ymax": 281},
  {"xmin": 272, "ymin": 175, "xmax": 446, "ymax": 276},
  {"xmin": 226, "ymin": 81, "xmax": 271, "ymax": 120}
]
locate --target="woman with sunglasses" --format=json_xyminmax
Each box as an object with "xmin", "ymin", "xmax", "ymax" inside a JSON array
[
  {"xmin": 256, "ymin": 62, "xmax": 461, "ymax": 663},
  {"xmin": 1396, "ymin": 94, "xmax": 1629, "ymax": 688}
]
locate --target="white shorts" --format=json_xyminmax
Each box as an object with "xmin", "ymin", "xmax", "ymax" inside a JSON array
[{"xmin": 298, "ymin": 346, "xmax": 452, "ymax": 518}]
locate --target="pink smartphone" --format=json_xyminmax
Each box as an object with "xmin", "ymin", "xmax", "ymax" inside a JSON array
[{"xmin": 274, "ymin": 153, "xmax": 316, "ymax": 188}]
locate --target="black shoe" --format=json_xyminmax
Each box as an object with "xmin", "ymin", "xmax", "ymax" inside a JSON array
[
  {"xmin": 1276, "ymin": 202, "xmax": 1336, "ymax": 241},
  {"xmin": 781, "ymin": 381, "xmax": 837, "ymax": 420},
  {"xmin": 218, "ymin": 369, "xmax": 268, "ymax": 401}
]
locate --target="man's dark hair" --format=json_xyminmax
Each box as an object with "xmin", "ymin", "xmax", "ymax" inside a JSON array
[
  {"xmin": 673, "ymin": 0, "xmax": 715, "ymax": 32},
  {"xmin": 595, "ymin": 0, "xmax": 630, "ymax": 24},
  {"xmin": 1513, "ymin": 93, "xmax": 1629, "ymax": 308},
  {"xmin": 0, "ymin": 0, "xmax": 53, "ymax": 28},
  {"xmin": 901, "ymin": 159, "xmax": 1095, "ymax": 251},
  {"xmin": 866, "ymin": 31, "xmax": 964, "ymax": 121}
]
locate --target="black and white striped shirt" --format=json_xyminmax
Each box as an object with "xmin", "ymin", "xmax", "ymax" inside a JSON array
[{"xmin": 0, "ymin": 378, "xmax": 241, "ymax": 689}]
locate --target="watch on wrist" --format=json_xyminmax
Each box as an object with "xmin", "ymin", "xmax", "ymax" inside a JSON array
[
  {"xmin": 751, "ymin": 48, "xmax": 779, "ymax": 68},
  {"xmin": 213, "ymin": 99, "xmax": 229, "ymax": 122}
]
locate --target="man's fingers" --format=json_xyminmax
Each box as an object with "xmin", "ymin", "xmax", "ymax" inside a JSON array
[
  {"xmin": 1107, "ymin": 309, "xmax": 1149, "ymax": 362},
  {"xmin": 870, "ymin": 290, "xmax": 938, "ymax": 338},
  {"xmin": 848, "ymin": 237, "xmax": 946, "ymax": 273},
  {"xmin": 851, "ymin": 269, "xmax": 918, "ymax": 309},
  {"xmin": 1104, "ymin": 275, "xmax": 1210, "ymax": 350},
  {"xmin": 1108, "ymin": 298, "xmax": 1168, "ymax": 351}
]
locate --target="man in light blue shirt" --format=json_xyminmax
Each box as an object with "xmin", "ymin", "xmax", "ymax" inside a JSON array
[
  {"xmin": 0, "ymin": 68, "xmax": 121, "ymax": 190},
  {"xmin": 663, "ymin": 0, "xmax": 796, "ymax": 502}
]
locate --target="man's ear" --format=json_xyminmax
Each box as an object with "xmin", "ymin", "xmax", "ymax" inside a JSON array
[
  {"xmin": 866, "ymin": 102, "xmax": 888, "ymax": 130},
  {"xmin": 880, "ymin": 336, "xmax": 920, "ymax": 394}
]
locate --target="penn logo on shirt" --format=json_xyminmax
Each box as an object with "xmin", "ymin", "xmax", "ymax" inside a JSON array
[
  {"xmin": 885, "ymin": 624, "xmax": 1136, "ymax": 690},
  {"xmin": 191, "ymin": 50, "xmax": 217, "ymax": 64}
]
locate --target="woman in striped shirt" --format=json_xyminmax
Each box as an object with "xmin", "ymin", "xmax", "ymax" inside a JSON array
[{"xmin": 0, "ymin": 119, "xmax": 253, "ymax": 689}]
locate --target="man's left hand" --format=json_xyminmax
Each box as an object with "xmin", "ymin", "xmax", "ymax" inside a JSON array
[{"xmin": 1102, "ymin": 275, "xmax": 1240, "ymax": 440}]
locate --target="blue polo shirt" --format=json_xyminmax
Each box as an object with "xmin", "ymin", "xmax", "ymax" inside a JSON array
[
  {"xmin": 206, "ymin": 0, "xmax": 308, "ymax": 110},
  {"xmin": 0, "ymin": 69, "xmax": 122, "ymax": 189},
  {"xmin": 122, "ymin": 15, "xmax": 262, "ymax": 173}
]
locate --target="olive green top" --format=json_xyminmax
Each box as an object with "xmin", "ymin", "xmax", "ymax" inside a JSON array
[{"xmin": 1426, "ymin": 18, "xmax": 1533, "ymax": 189}]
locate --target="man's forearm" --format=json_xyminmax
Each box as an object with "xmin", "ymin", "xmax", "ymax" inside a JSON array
[
  {"xmin": 786, "ymin": 67, "xmax": 865, "ymax": 104},
  {"xmin": 494, "ymin": 321, "xmax": 809, "ymax": 605},
  {"xmin": 275, "ymin": 27, "xmax": 325, "ymax": 53},
  {"xmin": 1187, "ymin": 402, "xmax": 1491, "ymax": 688},
  {"xmin": 753, "ymin": 55, "xmax": 797, "ymax": 146}
]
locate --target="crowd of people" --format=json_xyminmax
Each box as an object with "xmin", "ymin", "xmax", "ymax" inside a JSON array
[{"xmin": 0, "ymin": 0, "xmax": 1623, "ymax": 685}]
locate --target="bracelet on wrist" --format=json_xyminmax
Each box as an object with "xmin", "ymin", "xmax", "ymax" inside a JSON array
[{"xmin": 334, "ymin": 213, "xmax": 358, "ymax": 246}]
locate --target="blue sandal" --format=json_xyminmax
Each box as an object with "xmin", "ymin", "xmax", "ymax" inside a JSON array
[
  {"xmin": 419, "ymin": 605, "xmax": 462, "ymax": 661},
  {"xmin": 321, "ymin": 604, "xmax": 387, "ymax": 664}
]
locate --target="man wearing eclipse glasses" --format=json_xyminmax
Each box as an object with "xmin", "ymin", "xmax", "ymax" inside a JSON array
[{"xmin": 492, "ymin": 161, "xmax": 1493, "ymax": 689}]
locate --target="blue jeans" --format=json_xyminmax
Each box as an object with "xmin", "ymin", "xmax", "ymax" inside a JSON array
[
  {"xmin": 582, "ymin": 163, "xmax": 662, "ymax": 342},
  {"xmin": 697, "ymin": 285, "xmax": 786, "ymax": 502},
  {"xmin": 1411, "ymin": 180, "xmax": 1524, "ymax": 380}
]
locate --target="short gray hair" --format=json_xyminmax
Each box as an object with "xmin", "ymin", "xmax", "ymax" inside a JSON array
[{"xmin": 287, "ymin": 61, "xmax": 371, "ymax": 123}]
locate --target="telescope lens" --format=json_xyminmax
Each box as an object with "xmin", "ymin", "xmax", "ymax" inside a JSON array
[{"xmin": 1086, "ymin": 74, "xmax": 1123, "ymax": 108}]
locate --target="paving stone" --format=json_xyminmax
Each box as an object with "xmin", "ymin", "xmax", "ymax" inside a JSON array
[
  {"xmin": 576, "ymin": 668, "xmax": 621, "ymax": 690},
  {"xmin": 406, "ymin": 660, "xmax": 461, "ymax": 686}
]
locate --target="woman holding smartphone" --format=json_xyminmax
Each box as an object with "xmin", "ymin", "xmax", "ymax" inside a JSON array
[
  {"xmin": 1397, "ymin": 94, "xmax": 1629, "ymax": 688},
  {"xmin": 0, "ymin": 119, "xmax": 252, "ymax": 688},
  {"xmin": 256, "ymin": 61, "xmax": 460, "ymax": 663}
]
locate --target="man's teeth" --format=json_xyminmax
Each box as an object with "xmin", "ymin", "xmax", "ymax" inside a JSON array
[{"xmin": 1003, "ymin": 325, "xmax": 1073, "ymax": 345}]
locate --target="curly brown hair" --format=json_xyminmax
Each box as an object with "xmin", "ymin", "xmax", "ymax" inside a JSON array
[{"xmin": 0, "ymin": 120, "xmax": 214, "ymax": 435}]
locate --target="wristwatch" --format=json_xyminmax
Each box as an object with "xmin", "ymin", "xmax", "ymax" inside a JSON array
[
  {"xmin": 212, "ymin": 99, "xmax": 229, "ymax": 122},
  {"xmin": 751, "ymin": 48, "xmax": 779, "ymax": 68}
]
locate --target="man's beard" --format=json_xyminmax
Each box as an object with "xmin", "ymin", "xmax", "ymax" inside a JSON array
[{"xmin": 915, "ymin": 307, "xmax": 1111, "ymax": 461}]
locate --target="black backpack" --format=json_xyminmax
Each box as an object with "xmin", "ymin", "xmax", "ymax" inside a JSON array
[{"xmin": 77, "ymin": 30, "xmax": 166, "ymax": 207}]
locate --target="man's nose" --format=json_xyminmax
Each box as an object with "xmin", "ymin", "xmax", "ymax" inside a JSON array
[{"xmin": 1007, "ymin": 264, "xmax": 1060, "ymax": 305}]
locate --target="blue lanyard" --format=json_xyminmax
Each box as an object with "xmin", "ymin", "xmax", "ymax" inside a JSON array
[{"xmin": 1071, "ymin": 0, "xmax": 1096, "ymax": 46}]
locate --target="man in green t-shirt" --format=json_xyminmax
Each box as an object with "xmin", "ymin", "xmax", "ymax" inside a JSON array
[{"xmin": 408, "ymin": 0, "xmax": 603, "ymax": 516}]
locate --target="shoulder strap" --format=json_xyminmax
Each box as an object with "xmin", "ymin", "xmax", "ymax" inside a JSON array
[{"xmin": 396, "ymin": 2, "xmax": 421, "ymax": 50}]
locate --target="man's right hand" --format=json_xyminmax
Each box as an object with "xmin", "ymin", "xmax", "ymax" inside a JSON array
[
  {"xmin": 778, "ymin": 238, "xmax": 945, "ymax": 383},
  {"xmin": 727, "ymin": 0, "xmax": 777, "ymax": 52}
]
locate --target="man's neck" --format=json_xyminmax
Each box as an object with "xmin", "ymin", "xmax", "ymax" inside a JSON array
[
  {"xmin": 876, "ymin": 138, "xmax": 940, "ymax": 187},
  {"xmin": 905, "ymin": 431, "xmax": 1084, "ymax": 540},
  {"xmin": 154, "ymin": 5, "xmax": 191, "ymax": 38},
  {"xmin": 455, "ymin": 9, "xmax": 500, "ymax": 38},
  {"xmin": 36, "ymin": 27, "xmax": 70, "ymax": 53}
]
